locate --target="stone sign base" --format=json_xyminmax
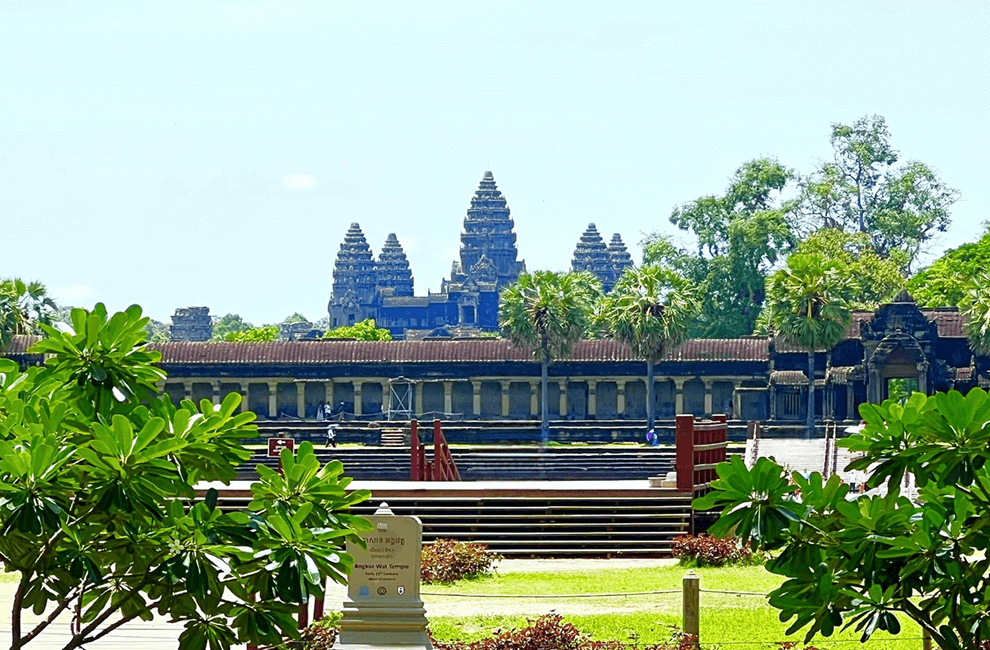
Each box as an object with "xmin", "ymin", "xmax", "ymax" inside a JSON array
[{"xmin": 336, "ymin": 600, "xmax": 432, "ymax": 650}]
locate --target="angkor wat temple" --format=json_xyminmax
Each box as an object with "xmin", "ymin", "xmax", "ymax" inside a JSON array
[{"xmin": 328, "ymin": 172, "xmax": 633, "ymax": 338}]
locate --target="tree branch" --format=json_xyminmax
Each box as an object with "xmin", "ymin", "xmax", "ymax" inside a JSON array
[
  {"xmin": 74, "ymin": 610, "xmax": 143, "ymax": 647},
  {"xmin": 21, "ymin": 586, "xmax": 82, "ymax": 646},
  {"xmin": 10, "ymin": 571, "xmax": 30, "ymax": 650}
]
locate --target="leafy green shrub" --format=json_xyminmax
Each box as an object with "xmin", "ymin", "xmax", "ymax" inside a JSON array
[
  {"xmin": 430, "ymin": 613, "xmax": 694, "ymax": 650},
  {"xmin": 421, "ymin": 539, "xmax": 502, "ymax": 584},
  {"xmin": 672, "ymin": 533, "xmax": 761, "ymax": 567}
]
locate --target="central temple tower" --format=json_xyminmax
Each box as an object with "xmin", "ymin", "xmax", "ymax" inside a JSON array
[{"xmin": 447, "ymin": 171, "xmax": 526, "ymax": 291}]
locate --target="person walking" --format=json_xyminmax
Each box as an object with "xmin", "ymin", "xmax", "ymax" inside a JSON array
[{"xmin": 325, "ymin": 423, "xmax": 338, "ymax": 448}]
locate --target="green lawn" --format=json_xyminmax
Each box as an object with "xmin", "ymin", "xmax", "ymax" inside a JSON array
[{"xmin": 425, "ymin": 565, "xmax": 923, "ymax": 649}]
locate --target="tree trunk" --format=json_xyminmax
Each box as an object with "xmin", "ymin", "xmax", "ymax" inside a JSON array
[
  {"xmin": 540, "ymin": 338, "xmax": 550, "ymax": 446},
  {"xmin": 807, "ymin": 348, "xmax": 816, "ymax": 438},
  {"xmin": 646, "ymin": 360, "xmax": 656, "ymax": 431}
]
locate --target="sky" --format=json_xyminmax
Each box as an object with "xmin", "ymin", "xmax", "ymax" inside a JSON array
[{"xmin": 2, "ymin": 0, "xmax": 988, "ymax": 325}]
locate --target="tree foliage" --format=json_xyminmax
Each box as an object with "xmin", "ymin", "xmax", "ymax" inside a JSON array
[
  {"xmin": 0, "ymin": 278, "xmax": 58, "ymax": 348},
  {"xmin": 211, "ymin": 313, "xmax": 254, "ymax": 341},
  {"xmin": 908, "ymin": 226, "xmax": 990, "ymax": 308},
  {"xmin": 0, "ymin": 304, "xmax": 370, "ymax": 650},
  {"xmin": 644, "ymin": 158, "xmax": 796, "ymax": 338},
  {"xmin": 796, "ymin": 115, "xmax": 958, "ymax": 267},
  {"xmin": 222, "ymin": 325, "xmax": 279, "ymax": 342},
  {"xmin": 764, "ymin": 253, "xmax": 858, "ymax": 434},
  {"xmin": 322, "ymin": 318, "xmax": 392, "ymax": 341},
  {"xmin": 960, "ymin": 272, "xmax": 990, "ymax": 356},
  {"xmin": 597, "ymin": 266, "xmax": 701, "ymax": 428},
  {"xmin": 791, "ymin": 230, "xmax": 904, "ymax": 309},
  {"xmin": 696, "ymin": 388, "xmax": 990, "ymax": 650},
  {"xmin": 499, "ymin": 272, "xmax": 599, "ymax": 438}
]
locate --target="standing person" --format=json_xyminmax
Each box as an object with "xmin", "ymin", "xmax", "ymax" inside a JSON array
[
  {"xmin": 645, "ymin": 428, "xmax": 659, "ymax": 448},
  {"xmin": 325, "ymin": 422, "xmax": 337, "ymax": 448},
  {"xmin": 316, "ymin": 401, "xmax": 326, "ymax": 421}
]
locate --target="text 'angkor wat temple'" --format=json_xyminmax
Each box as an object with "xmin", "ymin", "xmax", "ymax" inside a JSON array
[{"xmin": 328, "ymin": 171, "xmax": 633, "ymax": 339}]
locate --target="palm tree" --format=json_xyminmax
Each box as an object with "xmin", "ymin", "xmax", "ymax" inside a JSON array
[
  {"xmin": 499, "ymin": 271, "xmax": 600, "ymax": 442},
  {"xmin": 0, "ymin": 278, "xmax": 58, "ymax": 347},
  {"xmin": 765, "ymin": 254, "xmax": 857, "ymax": 437},
  {"xmin": 961, "ymin": 272, "xmax": 990, "ymax": 355},
  {"xmin": 598, "ymin": 266, "xmax": 701, "ymax": 430}
]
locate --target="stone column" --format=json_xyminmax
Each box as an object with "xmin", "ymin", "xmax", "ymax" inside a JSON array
[
  {"xmin": 442, "ymin": 381, "xmax": 453, "ymax": 415},
  {"xmin": 472, "ymin": 380, "xmax": 482, "ymax": 418},
  {"xmin": 325, "ymin": 381, "xmax": 335, "ymax": 413},
  {"xmin": 846, "ymin": 382, "xmax": 855, "ymax": 420},
  {"xmin": 769, "ymin": 384, "xmax": 777, "ymax": 420},
  {"xmin": 732, "ymin": 380, "xmax": 742, "ymax": 420},
  {"xmin": 182, "ymin": 380, "xmax": 193, "ymax": 402},
  {"xmin": 414, "ymin": 382, "xmax": 424, "ymax": 416},
  {"xmin": 297, "ymin": 382, "xmax": 307, "ymax": 419},
  {"xmin": 529, "ymin": 381, "xmax": 539, "ymax": 417},
  {"xmin": 918, "ymin": 362, "xmax": 929, "ymax": 394},
  {"xmin": 353, "ymin": 380, "xmax": 364, "ymax": 417},
  {"xmin": 213, "ymin": 380, "xmax": 221, "ymax": 406},
  {"xmin": 587, "ymin": 380, "xmax": 597, "ymax": 418},
  {"xmin": 703, "ymin": 379, "xmax": 713, "ymax": 416},
  {"xmin": 241, "ymin": 382, "xmax": 251, "ymax": 413},
  {"xmin": 500, "ymin": 380, "xmax": 511, "ymax": 417},
  {"xmin": 558, "ymin": 379, "xmax": 568, "ymax": 418},
  {"xmin": 267, "ymin": 381, "xmax": 278, "ymax": 419},
  {"xmin": 616, "ymin": 380, "xmax": 627, "ymax": 416},
  {"xmin": 674, "ymin": 378, "xmax": 686, "ymax": 415}
]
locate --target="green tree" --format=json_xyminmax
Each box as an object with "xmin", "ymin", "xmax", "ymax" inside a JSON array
[
  {"xmin": 0, "ymin": 278, "xmax": 58, "ymax": 347},
  {"xmin": 696, "ymin": 388, "xmax": 990, "ymax": 650},
  {"xmin": 211, "ymin": 313, "xmax": 254, "ymax": 341},
  {"xmin": 907, "ymin": 225, "xmax": 990, "ymax": 307},
  {"xmin": 0, "ymin": 304, "xmax": 370, "ymax": 650},
  {"xmin": 792, "ymin": 230, "xmax": 904, "ymax": 309},
  {"xmin": 598, "ymin": 266, "xmax": 701, "ymax": 429},
  {"xmin": 798, "ymin": 115, "xmax": 958, "ymax": 267},
  {"xmin": 222, "ymin": 325, "xmax": 279, "ymax": 342},
  {"xmin": 499, "ymin": 272, "xmax": 599, "ymax": 442},
  {"xmin": 765, "ymin": 253, "xmax": 857, "ymax": 436},
  {"xmin": 644, "ymin": 158, "xmax": 797, "ymax": 337},
  {"xmin": 282, "ymin": 312, "xmax": 309, "ymax": 324},
  {"xmin": 322, "ymin": 318, "xmax": 392, "ymax": 341},
  {"xmin": 959, "ymin": 272, "xmax": 990, "ymax": 355}
]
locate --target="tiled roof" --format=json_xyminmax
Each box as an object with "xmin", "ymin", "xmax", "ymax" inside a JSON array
[
  {"xmin": 146, "ymin": 338, "xmax": 769, "ymax": 365},
  {"xmin": 770, "ymin": 370, "xmax": 808, "ymax": 385},
  {"xmin": 2, "ymin": 335, "xmax": 41, "ymax": 355}
]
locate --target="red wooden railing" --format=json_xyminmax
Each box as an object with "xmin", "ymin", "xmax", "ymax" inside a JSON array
[
  {"xmin": 410, "ymin": 419, "xmax": 461, "ymax": 481},
  {"xmin": 675, "ymin": 413, "xmax": 728, "ymax": 492}
]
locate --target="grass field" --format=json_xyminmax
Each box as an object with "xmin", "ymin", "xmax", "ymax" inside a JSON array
[{"xmin": 425, "ymin": 564, "xmax": 923, "ymax": 650}]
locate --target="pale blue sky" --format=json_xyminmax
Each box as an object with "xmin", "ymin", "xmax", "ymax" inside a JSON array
[{"xmin": 2, "ymin": 0, "xmax": 987, "ymax": 325}]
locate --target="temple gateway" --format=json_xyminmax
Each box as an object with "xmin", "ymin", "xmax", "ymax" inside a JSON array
[{"xmin": 327, "ymin": 172, "xmax": 633, "ymax": 338}]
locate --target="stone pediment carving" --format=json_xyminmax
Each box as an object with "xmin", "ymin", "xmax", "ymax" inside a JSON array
[
  {"xmin": 470, "ymin": 254, "xmax": 497, "ymax": 282},
  {"xmin": 861, "ymin": 301, "xmax": 937, "ymax": 342},
  {"xmin": 341, "ymin": 289, "xmax": 360, "ymax": 312}
]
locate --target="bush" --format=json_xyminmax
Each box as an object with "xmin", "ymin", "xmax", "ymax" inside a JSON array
[
  {"xmin": 430, "ymin": 613, "xmax": 695, "ymax": 650},
  {"xmin": 421, "ymin": 539, "xmax": 502, "ymax": 584},
  {"xmin": 295, "ymin": 612, "xmax": 342, "ymax": 650},
  {"xmin": 671, "ymin": 533, "xmax": 761, "ymax": 567}
]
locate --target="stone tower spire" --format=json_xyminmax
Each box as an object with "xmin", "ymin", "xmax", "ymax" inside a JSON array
[
  {"xmin": 452, "ymin": 171, "xmax": 526, "ymax": 289},
  {"xmin": 331, "ymin": 223, "xmax": 377, "ymax": 305},
  {"xmin": 608, "ymin": 233, "xmax": 634, "ymax": 285},
  {"xmin": 571, "ymin": 223, "xmax": 616, "ymax": 289},
  {"xmin": 375, "ymin": 233, "xmax": 414, "ymax": 297}
]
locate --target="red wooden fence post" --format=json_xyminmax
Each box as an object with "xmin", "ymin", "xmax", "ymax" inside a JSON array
[
  {"xmin": 410, "ymin": 419, "xmax": 420, "ymax": 481},
  {"xmin": 675, "ymin": 414, "xmax": 695, "ymax": 492}
]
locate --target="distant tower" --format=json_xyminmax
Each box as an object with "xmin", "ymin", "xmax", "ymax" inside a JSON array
[
  {"xmin": 607, "ymin": 233, "xmax": 634, "ymax": 284},
  {"xmin": 449, "ymin": 171, "xmax": 526, "ymax": 290},
  {"xmin": 328, "ymin": 223, "xmax": 377, "ymax": 327},
  {"xmin": 169, "ymin": 307, "xmax": 212, "ymax": 341},
  {"xmin": 571, "ymin": 223, "xmax": 616, "ymax": 290},
  {"xmin": 375, "ymin": 233, "xmax": 414, "ymax": 297}
]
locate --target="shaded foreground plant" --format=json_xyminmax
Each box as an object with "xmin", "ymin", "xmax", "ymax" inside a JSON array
[
  {"xmin": 695, "ymin": 388, "xmax": 990, "ymax": 650},
  {"xmin": 0, "ymin": 304, "xmax": 371, "ymax": 650},
  {"xmin": 671, "ymin": 533, "xmax": 763, "ymax": 568}
]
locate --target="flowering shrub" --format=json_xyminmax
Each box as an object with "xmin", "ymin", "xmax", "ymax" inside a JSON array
[
  {"xmin": 297, "ymin": 612, "xmax": 341, "ymax": 650},
  {"xmin": 672, "ymin": 533, "xmax": 762, "ymax": 567},
  {"xmin": 431, "ymin": 613, "xmax": 696, "ymax": 650},
  {"xmin": 421, "ymin": 539, "xmax": 502, "ymax": 584}
]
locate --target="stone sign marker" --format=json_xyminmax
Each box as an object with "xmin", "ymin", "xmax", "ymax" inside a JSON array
[{"xmin": 337, "ymin": 502, "xmax": 432, "ymax": 650}]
